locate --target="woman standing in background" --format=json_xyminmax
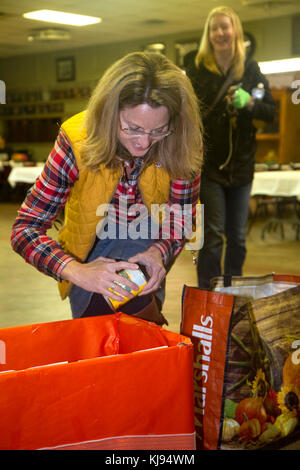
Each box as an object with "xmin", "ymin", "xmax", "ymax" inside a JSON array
[{"xmin": 185, "ymin": 6, "xmax": 275, "ymax": 289}]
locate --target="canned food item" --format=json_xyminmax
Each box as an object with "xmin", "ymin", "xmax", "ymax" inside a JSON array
[{"xmin": 104, "ymin": 267, "xmax": 148, "ymax": 311}]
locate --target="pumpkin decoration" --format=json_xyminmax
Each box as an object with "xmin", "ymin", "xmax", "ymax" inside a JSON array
[
  {"xmin": 235, "ymin": 397, "xmax": 267, "ymax": 427},
  {"xmin": 282, "ymin": 350, "xmax": 300, "ymax": 389},
  {"xmin": 238, "ymin": 418, "xmax": 261, "ymax": 442}
]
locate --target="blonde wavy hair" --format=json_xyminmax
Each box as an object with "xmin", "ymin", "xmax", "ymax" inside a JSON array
[
  {"xmin": 195, "ymin": 6, "xmax": 246, "ymax": 80},
  {"xmin": 80, "ymin": 52, "xmax": 203, "ymax": 180}
]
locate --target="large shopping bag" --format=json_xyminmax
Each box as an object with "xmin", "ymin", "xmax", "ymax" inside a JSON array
[
  {"xmin": 181, "ymin": 274, "xmax": 300, "ymax": 450},
  {"xmin": 0, "ymin": 313, "xmax": 195, "ymax": 450}
]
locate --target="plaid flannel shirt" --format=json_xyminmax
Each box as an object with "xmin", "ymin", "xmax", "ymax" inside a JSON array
[{"xmin": 11, "ymin": 130, "xmax": 200, "ymax": 282}]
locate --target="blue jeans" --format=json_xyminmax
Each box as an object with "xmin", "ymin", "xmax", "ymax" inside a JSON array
[
  {"xmin": 197, "ymin": 176, "xmax": 252, "ymax": 289},
  {"xmin": 69, "ymin": 217, "xmax": 166, "ymax": 318}
]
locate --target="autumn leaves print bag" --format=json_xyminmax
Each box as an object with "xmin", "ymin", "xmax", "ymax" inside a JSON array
[{"xmin": 181, "ymin": 273, "xmax": 300, "ymax": 450}]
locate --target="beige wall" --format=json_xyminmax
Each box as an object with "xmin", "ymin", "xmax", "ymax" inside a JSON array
[
  {"xmin": 0, "ymin": 15, "xmax": 297, "ymax": 161},
  {"xmin": 0, "ymin": 15, "xmax": 295, "ymax": 88},
  {"xmin": 243, "ymin": 16, "xmax": 293, "ymax": 61}
]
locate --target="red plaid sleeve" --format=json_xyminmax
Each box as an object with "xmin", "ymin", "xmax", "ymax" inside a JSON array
[
  {"xmin": 11, "ymin": 131, "xmax": 78, "ymax": 281},
  {"xmin": 151, "ymin": 173, "xmax": 201, "ymax": 264}
]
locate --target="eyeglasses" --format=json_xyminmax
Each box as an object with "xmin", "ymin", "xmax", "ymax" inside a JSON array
[{"xmin": 120, "ymin": 123, "xmax": 173, "ymax": 139}]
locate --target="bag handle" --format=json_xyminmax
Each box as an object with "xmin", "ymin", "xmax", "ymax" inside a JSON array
[{"xmin": 206, "ymin": 69, "xmax": 235, "ymax": 115}]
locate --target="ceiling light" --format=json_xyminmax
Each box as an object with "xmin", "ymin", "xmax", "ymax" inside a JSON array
[
  {"xmin": 23, "ymin": 10, "xmax": 101, "ymax": 26},
  {"xmin": 259, "ymin": 57, "xmax": 300, "ymax": 74},
  {"xmin": 144, "ymin": 43, "xmax": 166, "ymax": 53},
  {"xmin": 28, "ymin": 29, "xmax": 71, "ymax": 42},
  {"xmin": 242, "ymin": 0, "xmax": 294, "ymax": 6}
]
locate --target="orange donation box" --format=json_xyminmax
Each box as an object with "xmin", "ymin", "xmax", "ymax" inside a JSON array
[{"xmin": 0, "ymin": 313, "xmax": 195, "ymax": 450}]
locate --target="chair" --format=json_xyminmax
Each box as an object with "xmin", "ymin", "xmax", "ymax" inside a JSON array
[
  {"xmin": 260, "ymin": 196, "xmax": 298, "ymax": 240},
  {"xmin": 247, "ymin": 195, "xmax": 280, "ymax": 235}
]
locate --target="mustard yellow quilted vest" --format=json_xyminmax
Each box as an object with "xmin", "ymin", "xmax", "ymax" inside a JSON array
[{"xmin": 57, "ymin": 111, "xmax": 171, "ymax": 299}]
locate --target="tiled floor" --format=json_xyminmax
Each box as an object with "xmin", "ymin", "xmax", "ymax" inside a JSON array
[{"xmin": 0, "ymin": 203, "xmax": 71, "ymax": 328}]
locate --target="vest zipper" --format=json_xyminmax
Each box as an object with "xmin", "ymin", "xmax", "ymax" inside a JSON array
[{"xmin": 82, "ymin": 166, "xmax": 124, "ymax": 262}]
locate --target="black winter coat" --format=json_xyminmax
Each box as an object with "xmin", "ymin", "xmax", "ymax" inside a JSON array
[{"xmin": 185, "ymin": 51, "xmax": 276, "ymax": 187}]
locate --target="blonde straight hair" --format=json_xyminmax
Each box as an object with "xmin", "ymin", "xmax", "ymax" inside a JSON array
[
  {"xmin": 195, "ymin": 6, "xmax": 246, "ymax": 80},
  {"xmin": 80, "ymin": 52, "xmax": 203, "ymax": 180}
]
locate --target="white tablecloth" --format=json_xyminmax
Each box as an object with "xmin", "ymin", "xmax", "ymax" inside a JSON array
[
  {"xmin": 8, "ymin": 167, "xmax": 300, "ymax": 199},
  {"xmin": 8, "ymin": 166, "xmax": 43, "ymax": 188},
  {"xmin": 251, "ymin": 171, "xmax": 300, "ymax": 201}
]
